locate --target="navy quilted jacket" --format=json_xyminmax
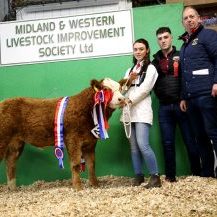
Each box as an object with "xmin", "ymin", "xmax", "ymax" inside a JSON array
[{"xmin": 179, "ymin": 25, "xmax": 217, "ymax": 99}]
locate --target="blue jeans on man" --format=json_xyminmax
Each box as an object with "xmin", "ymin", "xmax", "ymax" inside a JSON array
[
  {"xmin": 186, "ymin": 95, "xmax": 217, "ymax": 177},
  {"xmin": 159, "ymin": 103, "xmax": 201, "ymax": 180}
]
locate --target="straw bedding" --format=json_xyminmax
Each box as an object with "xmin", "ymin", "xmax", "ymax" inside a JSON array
[{"xmin": 0, "ymin": 175, "xmax": 216, "ymax": 217}]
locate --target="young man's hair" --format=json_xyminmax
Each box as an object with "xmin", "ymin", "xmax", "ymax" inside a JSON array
[{"xmin": 156, "ymin": 27, "xmax": 171, "ymax": 36}]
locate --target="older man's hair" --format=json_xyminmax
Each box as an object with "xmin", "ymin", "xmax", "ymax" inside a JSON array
[{"xmin": 182, "ymin": 6, "xmax": 200, "ymax": 17}]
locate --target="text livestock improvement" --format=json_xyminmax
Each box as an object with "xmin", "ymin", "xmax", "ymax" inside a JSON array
[{"xmin": 6, "ymin": 27, "xmax": 125, "ymax": 48}]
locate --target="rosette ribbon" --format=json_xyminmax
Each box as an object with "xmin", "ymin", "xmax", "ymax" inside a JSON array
[
  {"xmin": 91, "ymin": 89, "xmax": 113, "ymax": 139},
  {"xmin": 54, "ymin": 96, "xmax": 69, "ymax": 169}
]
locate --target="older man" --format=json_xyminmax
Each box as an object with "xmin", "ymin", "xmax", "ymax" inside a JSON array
[{"xmin": 179, "ymin": 6, "xmax": 217, "ymax": 177}]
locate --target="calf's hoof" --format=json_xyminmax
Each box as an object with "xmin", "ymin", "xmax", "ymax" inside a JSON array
[
  {"xmin": 7, "ymin": 179, "xmax": 17, "ymax": 191},
  {"xmin": 89, "ymin": 178, "xmax": 99, "ymax": 187},
  {"xmin": 90, "ymin": 181, "xmax": 99, "ymax": 188},
  {"xmin": 74, "ymin": 185, "xmax": 83, "ymax": 191},
  {"xmin": 73, "ymin": 182, "xmax": 83, "ymax": 191}
]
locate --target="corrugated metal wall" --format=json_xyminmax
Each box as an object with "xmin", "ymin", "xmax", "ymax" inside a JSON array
[
  {"xmin": 0, "ymin": 0, "xmax": 8, "ymax": 21},
  {"xmin": 16, "ymin": 0, "xmax": 132, "ymax": 20}
]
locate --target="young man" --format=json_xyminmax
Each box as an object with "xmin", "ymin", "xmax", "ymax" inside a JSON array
[
  {"xmin": 179, "ymin": 6, "xmax": 217, "ymax": 177},
  {"xmin": 152, "ymin": 27, "xmax": 201, "ymax": 182}
]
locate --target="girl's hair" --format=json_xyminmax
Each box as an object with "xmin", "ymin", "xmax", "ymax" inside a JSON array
[{"xmin": 132, "ymin": 38, "xmax": 151, "ymax": 74}]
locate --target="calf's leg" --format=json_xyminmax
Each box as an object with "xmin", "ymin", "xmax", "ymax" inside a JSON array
[
  {"xmin": 5, "ymin": 141, "xmax": 24, "ymax": 190},
  {"xmin": 71, "ymin": 162, "xmax": 82, "ymax": 190},
  {"xmin": 0, "ymin": 145, "xmax": 6, "ymax": 162},
  {"xmin": 84, "ymin": 150, "xmax": 98, "ymax": 187},
  {"xmin": 67, "ymin": 142, "xmax": 83, "ymax": 190}
]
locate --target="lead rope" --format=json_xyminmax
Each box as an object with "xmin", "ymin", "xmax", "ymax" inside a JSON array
[
  {"xmin": 121, "ymin": 77, "xmax": 132, "ymax": 139},
  {"xmin": 122, "ymin": 102, "xmax": 131, "ymax": 139}
]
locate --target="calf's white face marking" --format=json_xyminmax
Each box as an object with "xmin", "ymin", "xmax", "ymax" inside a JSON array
[{"xmin": 102, "ymin": 78, "xmax": 125, "ymax": 108}]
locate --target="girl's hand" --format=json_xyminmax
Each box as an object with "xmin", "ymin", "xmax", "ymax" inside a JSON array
[
  {"xmin": 119, "ymin": 98, "xmax": 132, "ymax": 108},
  {"xmin": 129, "ymin": 72, "xmax": 138, "ymax": 81}
]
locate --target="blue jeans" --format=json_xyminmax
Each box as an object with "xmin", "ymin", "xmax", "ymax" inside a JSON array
[
  {"xmin": 187, "ymin": 95, "xmax": 217, "ymax": 177},
  {"xmin": 129, "ymin": 122, "xmax": 159, "ymax": 175},
  {"xmin": 159, "ymin": 103, "xmax": 201, "ymax": 178}
]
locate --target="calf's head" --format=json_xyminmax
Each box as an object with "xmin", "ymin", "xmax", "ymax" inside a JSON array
[{"xmin": 91, "ymin": 78, "xmax": 125, "ymax": 109}]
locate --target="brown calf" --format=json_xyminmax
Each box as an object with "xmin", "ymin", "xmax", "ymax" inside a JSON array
[{"xmin": 0, "ymin": 78, "xmax": 124, "ymax": 190}]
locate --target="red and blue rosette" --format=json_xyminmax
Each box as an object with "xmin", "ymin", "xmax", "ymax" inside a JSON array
[
  {"xmin": 91, "ymin": 89, "xmax": 113, "ymax": 140},
  {"xmin": 54, "ymin": 96, "xmax": 69, "ymax": 169}
]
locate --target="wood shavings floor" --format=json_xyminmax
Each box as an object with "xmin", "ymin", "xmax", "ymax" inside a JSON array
[{"xmin": 0, "ymin": 175, "xmax": 216, "ymax": 217}]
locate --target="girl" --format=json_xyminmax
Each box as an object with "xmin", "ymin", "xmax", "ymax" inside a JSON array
[{"xmin": 120, "ymin": 38, "xmax": 161, "ymax": 188}]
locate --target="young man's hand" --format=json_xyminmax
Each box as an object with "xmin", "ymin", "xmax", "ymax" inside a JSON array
[
  {"xmin": 211, "ymin": 84, "xmax": 217, "ymax": 97},
  {"xmin": 180, "ymin": 100, "xmax": 187, "ymax": 112}
]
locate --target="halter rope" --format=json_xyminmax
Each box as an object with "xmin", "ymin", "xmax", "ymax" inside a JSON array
[{"xmin": 122, "ymin": 102, "xmax": 131, "ymax": 139}]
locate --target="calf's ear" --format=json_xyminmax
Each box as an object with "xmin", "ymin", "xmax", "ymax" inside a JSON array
[{"xmin": 90, "ymin": 79, "xmax": 103, "ymax": 91}]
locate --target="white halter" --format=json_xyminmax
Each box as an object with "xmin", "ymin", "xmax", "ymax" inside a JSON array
[{"xmin": 122, "ymin": 102, "xmax": 131, "ymax": 139}]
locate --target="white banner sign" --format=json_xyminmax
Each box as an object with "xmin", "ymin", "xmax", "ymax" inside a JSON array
[{"xmin": 0, "ymin": 10, "xmax": 133, "ymax": 66}]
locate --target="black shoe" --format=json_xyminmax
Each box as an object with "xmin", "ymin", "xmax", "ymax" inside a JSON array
[
  {"xmin": 165, "ymin": 176, "xmax": 177, "ymax": 182},
  {"xmin": 133, "ymin": 174, "xmax": 144, "ymax": 186},
  {"xmin": 144, "ymin": 174, "xmax": 162, "ymax": 189}
]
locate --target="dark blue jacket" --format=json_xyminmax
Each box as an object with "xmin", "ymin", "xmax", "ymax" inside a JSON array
[{"xmin": 179, "ymin": 25, "xmax": 217, "ymax": 99}]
